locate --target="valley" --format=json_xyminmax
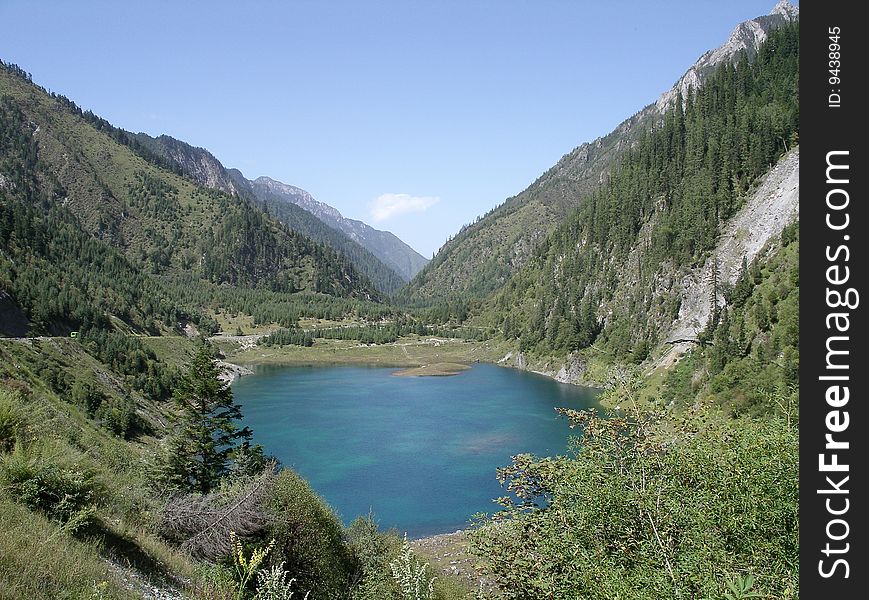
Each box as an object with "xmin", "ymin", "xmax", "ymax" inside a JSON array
[{"xmin": 0, "ymin": 4, "xmax": 800, "ymax": 599}]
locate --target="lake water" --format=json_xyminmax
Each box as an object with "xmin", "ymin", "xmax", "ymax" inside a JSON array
[{"xmin": 232, "ymin": 363, "xmax": 600, "ymax": 537}]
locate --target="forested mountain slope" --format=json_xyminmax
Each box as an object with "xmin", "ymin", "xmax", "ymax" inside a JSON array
[
  {"xmin": 244, "ymin": 175, "xmax": 409, "ymax": 294},
  {"xmin": 401, "ymin": 1, "xmax": 798, "ymax": 304},
  {"xmin": 482, "ymin": 21, "xmax": 798, "ymax": 379},
  {"xmin": 0, "ymin": 60, "xmax": 380, "ymax": 336},
  {"xmin": 249, "ymin": 175, "xmax": 429, "ymax": 282},
  {"xmin": 0, "ymin": 7, "xmax": 801, "ymax": 600},
  {"xmin": 132, "ymin": 134, "xmax": 408, "ymax": 295}
]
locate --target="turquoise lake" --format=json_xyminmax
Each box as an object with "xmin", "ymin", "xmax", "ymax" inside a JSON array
[{"xmin": 232, "ymin": 363, "xmax": 600, "ymax": 537}]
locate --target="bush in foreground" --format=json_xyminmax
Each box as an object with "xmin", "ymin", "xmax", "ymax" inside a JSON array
[{"xmin": 469, "ymin": 407, "xmax": 798, "ymax": 599}]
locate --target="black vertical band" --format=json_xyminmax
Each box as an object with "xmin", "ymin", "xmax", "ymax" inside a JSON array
[{"xmin": 800, "ymin": 1, "xmax": 866, "ymax": 596}]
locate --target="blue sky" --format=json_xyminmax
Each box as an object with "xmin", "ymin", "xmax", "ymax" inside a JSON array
[{"xmin": 0, "ymin": 1, "xmax": 791, "ymax": 257}]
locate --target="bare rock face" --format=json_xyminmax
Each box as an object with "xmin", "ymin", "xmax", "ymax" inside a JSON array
[
  {"xmin": 771, "ymin": 0, "xmax": 800, "ymax": 19},
  {"xmin": 134, "ymin": 134, "xmax": 244, "ymax": 196},
  {"xmin": 664, "ymin": 148, "xmax": 799, "ymax": 344},
  {"xmin": 162, "ymin": 141, "xmax": 240, "ymax": 194},
  {"xmin": 253, "ymin": 176, "xmax": 343, "ymax": 221},
  {"xmin": 215, "ymin": 360, "xmax": 254, "ymax": 385},
  {"xmin": 554, "ymin": 353, "xmax": 588, "ymax": 384}
]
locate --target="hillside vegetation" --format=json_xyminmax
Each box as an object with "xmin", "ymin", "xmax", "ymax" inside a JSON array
[
  {"xmin": 130, "ymin": 134, "xmax": 409, "ymax": 296},
  {"xmin": 482, "ymin": 23, "xmax": 798, "ymax": 364},
  {"xmin": 0, "ymin": 61, "xmax": 379, "ymax": 316},
  {"xmin": 463, "ymin": 22, "xmax": 800, "ymax": 598},
  {"xmin": 400, "ymin": 6, "xmax": 797, "ymax": 306}
]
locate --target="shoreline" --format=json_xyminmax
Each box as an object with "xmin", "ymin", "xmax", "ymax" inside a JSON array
[
  {"xmin": 216, "ymin": 359, "xmax": 254, "ymax": 385},
  {"xmin": 216, "ymin": 336, "xmax": 608, "ymax": 394}
]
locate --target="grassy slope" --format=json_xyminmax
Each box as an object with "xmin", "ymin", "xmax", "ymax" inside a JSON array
[
  {"xmin": 0, "ymin": 494, "xmax": 137, "ymax": 600},
  {"xmin": 0, "ymin": 339, "xmax": 205, "ymax": 598}
]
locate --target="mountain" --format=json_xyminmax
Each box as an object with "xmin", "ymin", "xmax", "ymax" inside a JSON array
[
  {"xmin": 128, "ymin": 134, "xmax": 418, "ymax": 294},
  {"xmin": 130, "ymin": 132, "xmax": 247, "ymax": 197},
  {"xmin": 0, "ymin": 60, "xmax": 380, "ymax": 336},
  {"xmin": 480, "ymin": 20, "xmax": 799, "ymax": 398},
  {"xmin": 655, "ymin": 0, "xmax": 799, "ymax": 111},
  {"xmin": 400, "ymin": 1, "xmax": 798, "ymax": 304},
  {"xmin": 250, "ymin": 176, "xmax": 429, "ymax": 282}
]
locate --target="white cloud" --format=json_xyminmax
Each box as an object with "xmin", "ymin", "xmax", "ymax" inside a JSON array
[{"xmin": 368, "ymin": 193, "xmax": 440, "ymax": 222}]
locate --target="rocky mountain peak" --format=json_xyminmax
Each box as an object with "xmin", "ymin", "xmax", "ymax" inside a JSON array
[
  {"xmin": 655, "ymin": 1, "xmax": 798, "ymax": 111},
  {"xmin": 132, "ymin": 133, "xmax": 243, "ymax": 197},
  {"xmin": 771, "ymin": 0, "xmax": 799, "ymax": 20}
]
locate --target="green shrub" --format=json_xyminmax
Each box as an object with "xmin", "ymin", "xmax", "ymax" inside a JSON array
[
  {"xmin": 0, "ymin": 440, "xmax": 101, "ymax": 526},
  {"xmin": 255, "ymin": 562, "xmax": 312, "ymax": 599},
  {"xmin": 390, "ymin": 535, "xmax": 435, "ymax": 600},
  {"xmin": 70, "ymin": 378, "xmax": 105, "ymax": 415},
  {"xmin": 470, "ymin": 408, "xmax": 798, "ymax": 599},
  {"xmin": 264, "ymin": 469, "xmax": 352, "ymax": 599},
  {"xmin": 347, "ymin": 514, "xmax": 402, "ymax": 599},
  {"xmin": 345, "ymin": 516, "xmax": 469, "ymax": 600},
  {"xmin": 96, "ymin": 396, "xmax": 137, "ymax": 438}
]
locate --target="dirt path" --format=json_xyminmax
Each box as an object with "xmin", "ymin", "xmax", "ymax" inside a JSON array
[{"xmin": 104, "ymin": 559, "xmax": 187, "ymax": 600}]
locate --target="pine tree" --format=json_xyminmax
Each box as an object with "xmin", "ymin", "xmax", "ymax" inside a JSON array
[{"xmin": 169, "ymin": 345, "xmax": 252, "ymax": 493}]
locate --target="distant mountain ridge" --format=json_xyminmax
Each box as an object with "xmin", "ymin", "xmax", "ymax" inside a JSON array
[
  {"xmin": 249, "ymin": 176, "xmax": 429, "ymax": 282},
  {"xmin": 251, "ymin": 177, "xmax": 341, "ymax": 221},
  {"xmin": 400, "ymin": 0, "xmax": 798, "ymax": 304},
  {"xmin": 130, "ymin": 133, "xmax": 428, "ymax": 290},
  {"xmin": 130, "ymin": 133, "xmax": 246, "ymax": 197}
]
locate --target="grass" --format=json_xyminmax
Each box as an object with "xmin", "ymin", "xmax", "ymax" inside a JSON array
[
  {"xmin": 225, "ymin": 335, "xmax": 509, "ymax": 369},
  {"xmin": 0, "ymin": 337, "xmax": 175, "ymax": 440},
  {"xmin": 137, "ymin": 334, "xmax": 198, "ymax": 366},
  {"xmin": 0, "ymin": 352, "xmax": 230, "ymax": 600},
  {"xmin": 210, "ymin": 310, "xmax": 276, "ymax": 336},
  {"xmin": 0, "ymin": 492, "xmax": 137, "ymax": 600},
  {"xmin": 411, "ymin": 531, "xmax": 498, "ymax": 599}
]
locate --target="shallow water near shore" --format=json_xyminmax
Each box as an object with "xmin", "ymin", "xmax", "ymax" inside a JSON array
[{"xmin": 232, "ymin": 363, "xmax": 600, "ymax": 537}]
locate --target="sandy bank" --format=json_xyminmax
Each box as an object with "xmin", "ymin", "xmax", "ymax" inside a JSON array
[{"xmin": 392, "ymin": 362, "xmax": 470, "ymax": 377}]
